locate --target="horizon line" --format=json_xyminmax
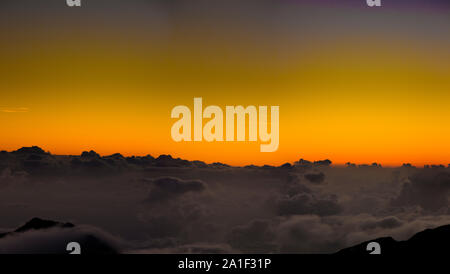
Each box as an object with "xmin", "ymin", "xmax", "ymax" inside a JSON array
[{"xmin": 3, "ymin": 146, "xmax": 450, "ymax": 169}]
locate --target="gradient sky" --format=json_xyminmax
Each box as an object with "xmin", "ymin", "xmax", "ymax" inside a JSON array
[{"xmin": 0, "ymin": 0, "xmax": 449, "ymax": 166}]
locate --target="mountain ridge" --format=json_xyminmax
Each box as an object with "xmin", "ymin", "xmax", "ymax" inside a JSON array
[{"xmin": 336, "ymin": 224, "xmax": 450, "ymax": 255}]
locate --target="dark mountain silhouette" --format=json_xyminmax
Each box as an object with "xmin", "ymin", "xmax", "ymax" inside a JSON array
[
  {"xmin": 336, "ymin": 224, "xmax": 450, "ymax": 255},
  {"xmin": 81, "ymin": 150, "xmax": 101, "ymax": 159},
  {"xmin": 12, "ymin": 146, "xmax": 49, "ymax": 155},
  {"xmin": 14, "ymin": 217, "xmax": 75, "ymax": 233},
  {"xmin": 3, "ymin": 146, "xmax": 449, "ymax": 172},
  {"xmin": 0, "ymin": 218, "xmax": 118, "ymax": 254}
]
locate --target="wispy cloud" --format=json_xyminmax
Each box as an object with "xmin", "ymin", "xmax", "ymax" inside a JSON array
[{"xmin": 0, "ymin": 107, "xmax": 29, "ymax": 113}]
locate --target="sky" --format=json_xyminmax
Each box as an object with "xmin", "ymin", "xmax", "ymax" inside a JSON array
[{"xmin": 0, "ymin": 0, "xmax": 449, "ymax": 166}]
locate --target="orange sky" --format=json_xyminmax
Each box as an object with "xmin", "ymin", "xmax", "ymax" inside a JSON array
[{"xmin": 0, "ymin": 2, "xmax": 449, "ymax": 166}]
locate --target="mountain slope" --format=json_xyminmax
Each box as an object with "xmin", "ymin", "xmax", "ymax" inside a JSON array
[
  {"xmin": 336, "ymin": 224, "xmax": 450, "ymax": 255},
  {"xmin": 0, "ymin": 218, "xmax": 118, "ymax": 254}
]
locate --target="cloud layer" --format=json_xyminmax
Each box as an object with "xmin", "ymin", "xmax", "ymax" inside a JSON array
[{"xmin": 0, "ymin": 147, "xmax": 449, "ymax": 253}]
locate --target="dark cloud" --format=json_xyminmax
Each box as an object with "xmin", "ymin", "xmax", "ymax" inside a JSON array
[
  {"xmin": 392, "ymin": 170, "xmax": 450, "ymax": 211},
  {"xmin": 277, "ymin": 193, "xmax": 341, "ymax": 216},
  {"xmin": 0, "ymin": 218, "xmax": 122, "ymax": 254},
  {"xmin": 313, "ymin": 160, "xmax": 332, "ymax": 167},
  {"xmin": 304, "ymin": 172, "xmax": 325, "ymax": 184},
  {"xmin": 275, "ymin": 215, "xmax": 343, "ymax": 253},
  {"xmin": 145, "ymin": 176, "xmax": 207, "ymax": 204},
  {"xmin": 150, "ymin": 177, "xmax": 206, "ymax": 193},
  {"xmin": 360, "ymin": 216, "xmax": 403, "ymax": 230},
  {"xmin": 81, "ymin": 150, "xmax": 101, "ymax": 159},
  {"xmin": 227, "ymin": 219, "xmax": 277, "ymax": 253},
  {"xmin": 0, "ymin": 168, "xmax": 28, "ymax": 186},
  {"xmin": 12, "ymin": 146, "xmax": 48, "ymax": 155},
  {"xmin": 129, "ymin": 243, "xmax": 235, "ymax": 254}
]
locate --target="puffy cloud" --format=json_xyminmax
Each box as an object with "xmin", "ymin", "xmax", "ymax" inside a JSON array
[
  {"xmin": 275, "ymin": 215, "xmax": 340, "ymax": 253},
  {"xmin": 221, "ymin": 213, "xmax": 450, "ymax": 254},
  {"xmin": 227, "ymin": 219, "xmax": 277, "ymax": 253},
  {"xmin": 0, "ymin": 222, "xmax": 122, "ymax": 254},
  {"xmin": 392, "ymin": 170, "xmax": 450, "ymax": 211},
  {"xmin": 144, "ymin": 176, "xmax": 207, "ymax": 204}
]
